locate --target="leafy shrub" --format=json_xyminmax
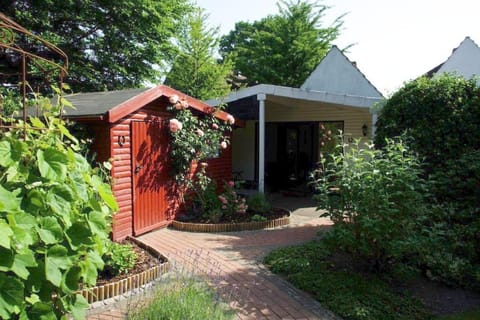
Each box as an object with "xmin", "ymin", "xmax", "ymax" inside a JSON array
[
  {"xmin": 250, "ymin": 214, "xmax": 267, "ymax": 222},
  {"xmin": 374, "ymin": 74, "xmax": 480, "ymax": 289},
  {"xmin": 312, "ymin": 138, "xmax": 427, "ymax": 271},
  {"xmin": 0, "ymin": 94, "xmax": 117, "ymax": 319},
  {"xmin": 218, "ymin": 181, "xmax": 247, "ymax": 219},
  {"xmin": 374, "ymin": 74, "xmax": 480, "ymax": 211},
  {"xmin": 127, "ymin": 277, "xmax": 234, "ymax": 320},
  {"xmin": 375, "ymin": 74, "xmax": 480, "ymax": 171},
  {"xmin": 102, "ymin": 242, "xmax": 138, "ymax": 276},
  {"xmin": 247, "ymin": 192, "xmax": 271, "ymax": 214},
  {"xmin": 415, "ymin": 205, "xmax": 480, "ymax": 290},
  {"xmin": 427, "ymin": 150, "xmax": 480, "ymax": 211}
]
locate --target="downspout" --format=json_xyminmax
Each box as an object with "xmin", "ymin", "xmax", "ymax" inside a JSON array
[{"xmin": 257, "ymin": 93, "xmax": 266, "ymax": 193}]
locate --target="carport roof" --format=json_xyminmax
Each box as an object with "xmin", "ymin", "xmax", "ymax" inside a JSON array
[{"xmin": 206, "ymin": 83, "xmax": 383, "ymax": 110}]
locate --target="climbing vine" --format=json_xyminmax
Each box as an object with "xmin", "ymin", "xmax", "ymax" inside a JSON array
[
  {"xmin": 166, "ymin": 94, "xmax": 234, "ymax": 189},
  {"xmin": 0, "ymin": 90, "xmax": 117, "ymax": 319}
]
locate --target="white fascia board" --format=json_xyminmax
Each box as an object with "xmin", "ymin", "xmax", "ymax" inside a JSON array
[{"xmin": 206, "ymin": 84, "xmax": 382, "ymax": 109}]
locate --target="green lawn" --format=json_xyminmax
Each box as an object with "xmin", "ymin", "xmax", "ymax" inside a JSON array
[{"xmin": 264, "ymin": 240, "xmax": 432, "ymax": 320}]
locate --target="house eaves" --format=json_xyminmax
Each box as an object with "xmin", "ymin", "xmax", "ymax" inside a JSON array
[{"xmin": 207, "ymin": 84, "xmax": 383, "ymax": 109}]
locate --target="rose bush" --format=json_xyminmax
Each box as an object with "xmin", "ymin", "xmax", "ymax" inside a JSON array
[{"xmin": 166, "ymin": 97, "xmax": 233, "ymax": 187}]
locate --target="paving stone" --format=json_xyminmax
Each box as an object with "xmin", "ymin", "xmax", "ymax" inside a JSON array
[{"xmin": 87, "ymin": 195, "xmax": 339, "ymax": 320}]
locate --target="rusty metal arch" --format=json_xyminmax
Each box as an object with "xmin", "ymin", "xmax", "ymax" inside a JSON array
[{"xmin": 0, "ymin": 12, "xmax": 69, "ymax": 136}]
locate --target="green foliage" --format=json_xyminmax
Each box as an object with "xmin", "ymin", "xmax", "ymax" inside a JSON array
[
  {"xmin": 220, "ymin": 0, "xmax": 345, "ymax": 87},
  {"xmin": 127, "ymin": 277, "xmax": 234, "ymax": 320},
  {"xmin": 375, "ymin": 75, "xmax": 480, "ymax": 170},
  {"xmin": 166, "ymin": 7, "xmax": 233, "ymax": 100},
  {"xmin": 1, "ymin": 0, "xmax": 192, "ymax": 92},
  {"xmin": 217, "ymin": 181, "xmax": 247, "ymax": 220},
  {"xmin": 189, "ymin": 177, "xmax": 223, "ymax": 222},
  {"xmin": 312, "ymin": 138, "xmax": 427, "ymax": 271},
  {"xmin": 264, "ymin": 241, "xmax": 431, "ymax": 320},
  {"xmin": 102, "ymin": 242, "xmax": 138, "ymax": 276},
  {"xmin": 0, "ymin": 93, "xmax": 117, "ymax": 319},
  {"xmin": 186, "ymin": 179, "xmax": 247, "ymax": 223},
  {"xmin": 247, "ymin": 193, "xmax": 271, "ymax": 215},
  {"xmin": 374, "ymin": 74, "xmax": 480, "ymax": 289},
  {"xmin": 437, "ymin": 308, "xmax": 480, "ymax": 320},
  {"xmin": 415, "ymin": 205, "xmax": 480, "ymax": 290},
  {"xmin": 250, "ymin": 214, "xmax": 267, "ymax": 222}
]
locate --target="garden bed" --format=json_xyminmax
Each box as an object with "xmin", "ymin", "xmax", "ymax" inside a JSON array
[
  {"xmin": 172, "ymin": 207, "xmax": 290, "ymax": 232},
  {"xmin": 80, "ymin": 237, "xmax": 170, "ymax": 304}
]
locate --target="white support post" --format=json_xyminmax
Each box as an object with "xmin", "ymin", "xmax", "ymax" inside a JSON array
[
  {"xmin": 371, "ymin": 112, "xmax": 378, "ymax": 138},
  {"xmin": 257, "ymin": 93, "xmax": 266, "ymax": 193}
]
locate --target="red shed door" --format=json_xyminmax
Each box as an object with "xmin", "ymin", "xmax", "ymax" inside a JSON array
[{"xmin": 131, "ymin": 120, "xmax": 170, "ymax": 235}]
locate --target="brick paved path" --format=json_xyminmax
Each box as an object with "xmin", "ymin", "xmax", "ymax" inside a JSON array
[{"xmin": 87, "ymin": 197, "xmax": 339, "ymax": 320}]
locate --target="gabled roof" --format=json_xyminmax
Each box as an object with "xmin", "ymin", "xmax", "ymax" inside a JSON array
[
  {"xmin": 426, "ymin": 37, "xmax": 480, "ymax": 80},
  {"xmin": 301, "ymin": 46, "xmax": 383, "ymax": 98},
  {"xmin": 57, "ymin": 85, "xmax": 230, "ymax": 123},
  {"xmin": 207, "ymin": 46, "xmax": 383, "ymax": 111}
]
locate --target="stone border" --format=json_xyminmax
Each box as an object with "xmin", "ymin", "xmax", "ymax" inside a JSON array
[
  {"xmin": 79, "ymin": 237, "xmax": 170, "ymax": 304},
  {"xmin": 171, "ymin": 209, "xmax": 290, "ymax": 233}
]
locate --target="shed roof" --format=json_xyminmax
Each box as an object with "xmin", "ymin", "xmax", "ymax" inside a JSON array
[
  {"xmin": 53, "ymin": 85, "xmax": 230, "ymax": 123},
  {"xmin": 426, "ymin": 36, "xmax": 480, "ymax": 81}
]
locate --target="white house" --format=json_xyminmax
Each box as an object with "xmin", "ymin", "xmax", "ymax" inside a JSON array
[
  {"xmin": 208, "ymin": 46, "xmax": 383, "ymax": 193},
  {"xmin": 427, "ymin": 36, "xmax": 480, "ymax": 83}
]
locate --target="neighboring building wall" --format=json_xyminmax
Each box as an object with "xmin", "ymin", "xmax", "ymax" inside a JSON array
[{"xmin": 232, "ymin": 121, "xmax": 256, "ymax": 181}]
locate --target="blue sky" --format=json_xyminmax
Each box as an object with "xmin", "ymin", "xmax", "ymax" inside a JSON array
[{"xmin": 196, "ymin": 0, "xmax": 480, "ymax": 95}]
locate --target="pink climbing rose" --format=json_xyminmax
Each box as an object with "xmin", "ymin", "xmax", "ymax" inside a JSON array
[
  {"xmin": 228, "ymin": 181, "xmax": 235, "ymax": 188},
  {"xmin": 218, "ymin": 195, "xmax": 227, "ymax": 204},
  {"xmin": 220, "ymin": 141, "xmax": 227, "ymax": 149},
  {"xmin": 169, "ymin": 118, "xmax": 182, "ymax": 133},
  {"xmin": 169, "ymin": 95, "xmax": 179, "ymax": 104},
  {"xmin": 226, "ymin": 114, "xmax": 235, "ymax": 125},
  {"xmin": 196, "ymin": 128, "xmax": 204, "ymax": 137},
  {"xmin": 212, "ymin": 123, "xmax": 219, "ymax": 130}
]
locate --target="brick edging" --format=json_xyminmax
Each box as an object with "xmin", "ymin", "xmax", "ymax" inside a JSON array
[
  {"xmin": 79, "ymin": 237, "xmax": 170, "ymax": 304},
  {"xmin": 171, "ymin": 209, "xmax": 291, "ymax": 232}
]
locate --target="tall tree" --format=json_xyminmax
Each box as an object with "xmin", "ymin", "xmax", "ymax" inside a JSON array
[
  {"xmin": 0, "ymin": 0, "xmax": 192, "ymax": 92},
  {"xmin": 165, "ymin": 8, "xmax": 232, "ymax": 100},
  {"xmin": 219, "ymin": 0, "xmax": 344, "ymax": 87}
]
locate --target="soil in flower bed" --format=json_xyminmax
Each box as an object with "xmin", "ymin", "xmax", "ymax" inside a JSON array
[
  {"xmin": 96, "ymin": 239, "xmax": 166, "ymax": 286},
  {"xmin": 176, "ymin": 207, "xmax": 289, "ymax": 224}
]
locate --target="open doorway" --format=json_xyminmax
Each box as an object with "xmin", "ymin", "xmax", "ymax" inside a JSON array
[{"xmin": 264, "ymin": 121, "xmax": 343, "ymax": 192}]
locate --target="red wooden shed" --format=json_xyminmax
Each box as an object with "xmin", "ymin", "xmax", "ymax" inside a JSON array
[{"xmin": 64, "ymin": 85, "xmax": 233, "ymax": 240}]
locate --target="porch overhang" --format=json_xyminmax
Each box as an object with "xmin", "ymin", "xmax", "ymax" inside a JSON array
[{"xmin": 206, "ymin": 84, "xmax": 383, "ymax": 193}]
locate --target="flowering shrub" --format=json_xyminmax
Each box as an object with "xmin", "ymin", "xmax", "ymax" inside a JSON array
[
  {"xmin": 217, "ymin": 181, "xmax": 247, "ymax": 220},
  {"xmin": 166, "ymin": 95, "xmax": 233, "ymax": 187}
]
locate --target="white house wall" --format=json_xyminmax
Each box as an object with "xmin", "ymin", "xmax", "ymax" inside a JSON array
[
  {"xmin": 436, "ymin": 37, "xmax": 480, "ymax": 83},
  {"xmin": 301, "ymin": 46, "xmax": 383, "ymax": 98},
  {"xmin": 232, "ymin": 120, "xmax": 256, "ymax": 181},
  {"xmin": 265, "ymin": 100, "xmax": 372, "ymax": 139}
]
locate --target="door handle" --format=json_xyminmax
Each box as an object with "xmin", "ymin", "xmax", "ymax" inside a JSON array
[{"xmin": 135, "ymin": 164, "xmax": 143, "ymax": 174}]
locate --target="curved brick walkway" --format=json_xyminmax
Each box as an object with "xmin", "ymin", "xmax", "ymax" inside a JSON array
[{"xmin": 87, "ymin": 195, "xmax": 339, "ymax": 319}]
